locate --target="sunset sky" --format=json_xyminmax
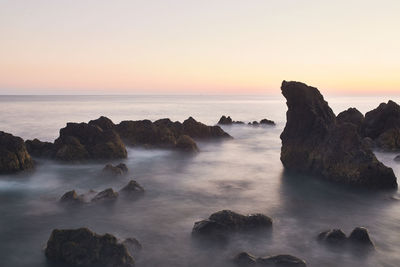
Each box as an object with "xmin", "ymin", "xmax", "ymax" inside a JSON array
[{"xmin": 1, "ymin": 0, "xmax": 399, "ymax": 95}]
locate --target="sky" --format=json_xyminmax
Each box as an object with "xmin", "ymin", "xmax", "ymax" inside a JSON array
[{"xmin": 0, "ymin": 0, "xmax": 399, "ymax": 95}]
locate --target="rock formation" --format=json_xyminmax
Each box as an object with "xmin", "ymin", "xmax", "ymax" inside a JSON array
[
  {"xmin": 0, "ymin": 131, "xmax": 34, "ymax": 174},
  {"xmin": 25, "ymin": 138, "xmax": 54, "ymax": 158},
  {"xmin": 45, "ymin": 228, "xmax": 135, "ymax": 267},
  {"xmin": 59, "ymin": 190, "xmax": 84, "ymax": 204},
  {"xmin": 175, "ymin": 135, "xmax": 199, "ymax": 152},
  {"xmin": 280, "ymin": 81, "xmax": 397, "ymax": 189},
  {"xmin": 91, "ymin": 188, "xmax": 119, "ymax": 202},
  {"xmin": 119, "ymin": 180, "xmax": 145, "ymax": 198},
  {"xmin": 102, "ymin": 163, "xmax": 129, "ymax": 176},
  {"xmin": 337, "ymin": 108, "xmax": 364, "ymax": 130},
  {"xmin": 234, "ymin": 252, "xmax": 307, "ymax": 267},
  {"xmin": 218, "ymin": 116, "xmax": 275, "ymax": 126},
  {"xmin": 317, "ymin": 227, "xmax": 374, "ymax": 248}
]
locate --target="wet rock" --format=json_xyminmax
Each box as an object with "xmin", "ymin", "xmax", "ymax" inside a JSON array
[
  {"xmin": 182, "ymin": 117, "xmax": 231, "ymax": 139},
  {"xmin": 348, "ymin": 227, "xmax": 374, "ymax": 247},
  {"xmin": 280, "ymin": 81, "xmax": 397, "ymax": 189},
  {"xmin": 337, "ymin": 108, "xmax": 364, "ymax": 130},
  {"xmin": 119, "ymin": 180, "xmax": 145, "ymax": 197},
  {"xmin": 91, "ymin": 188, "xmax": 119, "ymax": 202},
  {"xmin": 59, "ymin": 190, "xmax": 84, "ymax": 204},
  {"xmin": 122, "ymin": 237, "xmax": 142, "ymax": 256},
  {"xmin": 317, "ymin": 229, "xmax": 347, "ymax": 244},
  {"xmin": 0, "ymin": 131, "xmax": 34, "ymax": 174},
  {"xmin": 192, "ymin": 210, "xmax": 272, "ymax": 238},
  {"xmin": 45, "ymin": 228, "xmax": 135, "ymax": 267},
  {"xmin": 54, "ymin": 121, "xmax": 127, "ymax": 161},
  {"xmin": 260, "ymin": 119, "xmax": 276, "ymax": 126},
  {"xmin": 394, "ymin": 155, "xmax": 400, "ymax": 162},
  {"xmin": 102, "ymin": 163, "xmax": 128, "ymax": 176},
  {"xmin": 176, "ymin": 135, "xmax": 199, "ymax": 152},
  {"xmin": 218, "ymin": 115, "xmax": 233, "ymax": 125},
  {"xmin": 234, "ymin": 252, "xmax": 257, "ymax": 266},
  {"xmin": 257, "ymin": 254, "xmax": 307, "ymax": 267},
  {"xmin": 25, "ymin": 138, "xmax": 54, "ymax": 158}
]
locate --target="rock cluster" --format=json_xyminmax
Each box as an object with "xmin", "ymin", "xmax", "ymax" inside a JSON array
[
  {"xmin": 0, "ymin": 131, "xmax": 34, "ymax": 174},
  {"xmin": 192, "ymin": 210, "xmax": 272, "ymax": 240},
  {"xmin": 234, "ymin": 252, "xmax": 306, "ymax": 267},
  {"xmin": 217, "ymin": 116, "xmax": 275, "ymax": 126},
  {"xmin": 280, "ymin": 81, "xmax": 397, "ymax": 189},
  {"xmin": 45, "ymin": 228, "xmax": 136, "ymax": 267},
  {"xmin": 318, "ymin": 227, "xmax": 374, "ymax": 248}
]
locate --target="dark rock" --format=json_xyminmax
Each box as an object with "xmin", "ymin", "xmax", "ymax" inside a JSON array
[
  {"xmin": 25, "ymin": 138, "xmax": 54, "ymax": 158},
  {"xmin": 337, "ymin": 108, "xmax": 364, "ymax": 130},
  {"xmin": 176, "ymin": 135, "xmax": 199, "ymax": 152},
  {"xmin": 375, "ymin": 128, "xmax": 400, "ymax": 151},
  {"xmin": 192, "ymin": 210, "xmax": 272, "ymax": 238},
  {"xmin": 233, "ymin": 252, "xmax": 257, "ymax": 266},
  {"xmin": 91, "ymin": 188, "xmax": 119, "ymax": 202},
  {"xmin": 182, "ymin": 117, "xmax": 231, "ymax": 139},
  {"xmin": 260, "ymin": 119, "xmax": 276, "ymax": 125},
  {"xmin": 250, "ymin": 121, "xmax": 259, "ymax": 126},
  {"xmin": 120, "ymin": 180, "xmax": 145, "ymax": 197},
  {"xmin": 102, "ymin": 163, "xmax": 128, "ymax": 176},
  {"xmin": 0, "ymin": 131, "xmax": 34, "ymax": 174},
  {"xmin": 257, "ymin": 254, "xmax": 307, "ymax": 267},
  {"xmin": 348, "ymin": 227, "xmax": 374, "ymax": 247},
  {"xmin": 54, "ymin": 121, "xmax": 127, "ymax": 161},
  {"xmin": 280, "ymin": 81, "xmax": 397, "ymax": 189},
  {"xmin": 394, "ymin": 155, "xmax": 400, "ymax": 162},
  {"xmin": 218, "ymin": 115, "xmax": 233, "ymax": 125},
  {"xmin": 89, "ymin": 116, "xmax": 116, "ymax": 130},
  {"xmin": 317, "ymin": 229, "xmax": 347, "ymax": 244},
  {"xmin": 122, "ymin": 237, "xmax": 142, "ymax": 256},
  {"xmin": 45, "ymin": 228, "xmax": 135, "ymax": 267},
  {"xmin": 59, "ymin": 190, "xmax": 84, "ymax": 204}
]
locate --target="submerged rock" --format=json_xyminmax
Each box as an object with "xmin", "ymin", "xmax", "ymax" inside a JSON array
[
  {"xmin": 25, "ymin": 138, "xmax": 54, "ymax": 158},
  {"xmin": 317, "ymin": 227, "xmax": 374, "ymax": 249},
  {"xmin": 394, "ymin": 155, "xmax": 400, "ymax": 162},
  {"xmin": 317, "ymin": 229, "xmax": 347, "ymax": 244},
  {"xmin": 102, "ymin": 163, "xmax": 129, "ymax": 176},
  {"xmin": 218, "ymin": 115, "xmax": 233, "ymax": 125},
  {"xmin": 59, "ymin": 190, "xmax": 84, "ymax": 204},
  {"xmin": 45, "ymin": 228, "xmax": 135, "ymax": 267},
  {"xmin": 119, "ymin": 180, "xmax": 145, "ymax": 198},
  {"xmin": 234, "ymin": 252, "xmax": 306, "ymax": 267},
  {"xmin": 122, "ymin": 237, "xmax": 142, "ymax": 256},
  {"xmin": 348, "ymin": 227, "xmax": 374, "ymax": 247},
  {"xmin": 192, "ymin": 210, "xmax": 272, "ymax": 239},
  {"xmin": 91, "ymin": 188, "xmax": 119, "ymax": 202},
  {"xmin": 280, "ymin": 81, "xmax": 397, "ymax": 189},
  {"xmin": 0, "ymin": 131, "xmax": 34, "ymax": 174},
  {"xmin": 260, "ymin": 119, "xmax": 276, "ymax": 126},
  {"xmin": 175, "ymin": 135, "xmax": 199, "ymax": 152}
]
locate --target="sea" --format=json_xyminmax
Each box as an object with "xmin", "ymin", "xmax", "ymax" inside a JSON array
[{"xmin": 0, "ymin": 94, "xmax": 399, "ymax": 267}]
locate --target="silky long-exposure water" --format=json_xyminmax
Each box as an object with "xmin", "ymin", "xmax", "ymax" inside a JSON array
[{"xmin": 0, "ymin": 94, "xmax": 399, "ymax": 267}]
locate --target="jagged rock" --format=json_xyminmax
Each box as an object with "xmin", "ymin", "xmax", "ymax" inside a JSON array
[
  {"xmin": 54, "ymin": 121, "xmax": 127, "ymax": 161},
  {"xmin": 348, "ymin": 227, "xmax": 374, "ymax": 247},
  {"xmin": 0, "ymin": 131, "xmax": 34, "ymax": 174},
  {"xmin": 192, "ymin": 210, "xmax": 272, "ymax": 239},
  {"xmin": 280, "ymin": 81, "xmax": 397, "ymax": 189},
  {"xmin": 59, "ymin": 190, "xmax": 84, "ymax": 204},
  {"xmin": 45, "ymin": 228, "xmax": 135, "ymax": 267},
  {"xmin": 362, "ymin": 100, "xmax": 400, "ymax": 150},
  {"xmin": 176, "ymin": 135, "xmax": 199, "ymax": 152},
  {"xmin": 89, "ymin": 116, "xmax": 116, "ymax": 130},
  {"xmin": 102, "ymin": 163, "xmax": 128, "ymax": 176},
  {"xmin": 25, "ymin": 138, "xmax": 54, "ymax": 158},
  {"xmin": 337, "ymin": 108, "xmax": 364, "ymax": 130},
  {"xmin": 260, "ymin": 119, "xmax": 276, "ymax": 125},
  {"xmin": 122, "ymin": 237, "xmax": 142, "ymax": 256},
  {"xmin": 317, "ymin": 229, "xmax": 347, "ymax": 244},
  {"xmin": 119, "ymin": 180, "xmax": 144, "ymax": 197},
  {"xmin": 91, "ymin": 188, "xmax": 119, "ymax": 202},
  {"xmin": 234, "ymin": 252, "xmax": 307, "ymax": 267},
  {"xmin": 218, "ymin": 116, "xmax": 233, "ymax": 125}
]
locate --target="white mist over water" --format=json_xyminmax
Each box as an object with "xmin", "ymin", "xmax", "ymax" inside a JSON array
[{"xmin": 0, "ymin": 95, "xmax": 400, "ymax": 267}]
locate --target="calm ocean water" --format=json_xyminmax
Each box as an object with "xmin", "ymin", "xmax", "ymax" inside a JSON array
[{"xmin": 0, "ymin": 94, "xmax": 400, "ymax": 267}]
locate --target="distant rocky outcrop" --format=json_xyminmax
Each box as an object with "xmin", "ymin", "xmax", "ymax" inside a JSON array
[
  {"xmin": 318, "ymin": 227, "xmax": 374, "ymax": 248},
  {"xmin": 0, "ymin": 131, "xmax": 34, "ymax": 174},
  {"xmin": 218, "ymin": 116, "xmax": 275, "ymax": 126},
  {"xmin": 45, "ymin": 228, "xmax": 135, "ymax": 267},
  {"xmin": 280, "ymin": 81, "xmax": 397, "ymax": 189},
  {"xmin": 234, "ymin": 252, "xmax": 307, "ymax": 267},
  {"xmin": 192, "ymin": 210, "xmax": 272, "ymax": 241},
  {"xmin": 102, "ymin": 163, "xmax": 129, "ymax": 176}
]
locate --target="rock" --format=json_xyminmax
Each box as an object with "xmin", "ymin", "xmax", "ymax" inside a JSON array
[
  {"xmin": 25, "ymin": 138, "xmax": 54, "ymax": 158},
  {"xmin": 337, "ymin": 108, "xmax": 364, "ymax": 130},
  {"xmin": 280, "ymin": 81, "xmax": 397, "ymax": 189},
  {"xmin": 260, "ymin": 119, "xmax": 276, "ymax": 126},
  {"xmin": 257, "ymin": 255, "xmax": 307, "ymax": 267},
  {"xmin": 59, "ymin": 190, "xmax": 84, "ymax": 204},
  {"xmin": 0, "ymin": 131, "xmax": 34, "ymax": 174},
  {"xmin": 318, "ymin": 229, "xmax": 347, "ymax": 244},
  {"xmin": 91, "ymin": 188, "xmax": 119, "ymax": 202},
  {"xmin": 102, "ymin": 163, "xmax": 128, "ymax": 176},
  {"xmin": 89, "ymin": 116, "xmax": 116, "ymax": 130},
  {"xmin": 192, "ymin": 210, "xmax": 272, "ymax": 238},
  {"xmin": 348, "ymin": 227, "xmax": 374, "ymax": 247},
  {"xmin": 362, "ymin": 100, "xmax": 400, "ymax": 150},
  {"xmin": 122, "ymin": 237, "xmax": 142, "ymax": 256},
  {"xmin": 249, "ymin": 121, "xmax": 259, "ymax": 126},
  {"xmin": 395, "ymin": 155, "xmax": 400, "ymax": 162},
  {"xmin": 54, "ymin": 121, "xmax": 127, "ymax": 161},
  {"xmin": 234, "ymin": 252, "xmax": 257, "ymax": 266},
  {"xmin": 218, "ymin": 115, "xmax": 233, "ymax": 125},
  {"xmin": 182, "ymin": 117, "xmax": 231, "ymax": 139},
  {"xmin": 176, "ymin": 135, "xmax": 199, "ymax": 152},
  {"xmin": 119, "ymin": 180, "xmax": 145, "ymax": 197},
  {"xmin": 45, "ymin": 228, "xmax": 135, "ymax": 267}
]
